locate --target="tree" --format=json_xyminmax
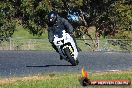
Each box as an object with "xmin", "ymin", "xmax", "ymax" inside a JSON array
[
  {"xmin": 0, "ymin": 1, "xmax": 16, "ymax": 40},
  {"xmin": 0, "ymin": 0, "xmax": 131, "ymax": 39},
  {"xmin": 111, "ymin": 0, "xmax": 132, "ymax": 38},
  {"xmin": 13, "ymin": 0, "xmax": 51, "ymax": 35}
]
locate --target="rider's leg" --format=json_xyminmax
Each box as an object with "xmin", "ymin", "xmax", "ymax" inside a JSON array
[
  {"xmin": 51, "ymin": 43, "xmax": 64, "ymax": 60},
  {"xmin": 51, "ymin": 43, "xmax": 59, "ymax": 53}
]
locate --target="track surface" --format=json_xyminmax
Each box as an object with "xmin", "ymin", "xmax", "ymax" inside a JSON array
[{"xmin": 0, "ymin": 51, "xmax": 132, "ymax": 77}]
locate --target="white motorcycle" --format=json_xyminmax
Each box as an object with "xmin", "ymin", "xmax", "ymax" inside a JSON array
[{"xmin": 53, "ymin": 30, "xmax": 79, "ymax": 66}]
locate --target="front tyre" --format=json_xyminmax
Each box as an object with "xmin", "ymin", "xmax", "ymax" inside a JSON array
[{"xmin": 64, "ymin": 47, "xmax": 79, "ymax": 66}]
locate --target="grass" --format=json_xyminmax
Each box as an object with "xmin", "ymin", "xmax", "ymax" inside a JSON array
[
  {"xmin": 0, "ymin": 24, "xmax": 129, "ymax": 51},
  {"xmin": 0, "ymin": 71, "xmax": 132, "ymax": 88},
  {"xmin": 13, "ymin": 24, "xmax": 48, "ymax": 39}
]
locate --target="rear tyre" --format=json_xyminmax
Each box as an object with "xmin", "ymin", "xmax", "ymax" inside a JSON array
[{"xmin": 64, "ymin": 47, "xmax": 79, "ymax": 66}]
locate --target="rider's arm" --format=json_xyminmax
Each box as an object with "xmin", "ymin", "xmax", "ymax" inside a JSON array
[
  {"xmin": 62, "ymin": 18, "xmax": 74, "ymax": 34},
  {"xmin": 48, "ymin": 27, "xmax": 54, "ymax": 43}
]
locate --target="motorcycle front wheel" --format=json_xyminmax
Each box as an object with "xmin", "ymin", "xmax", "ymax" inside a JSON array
[{"xmin": 64, "ymin": 47, "xmax": 79, "ymax": 66}]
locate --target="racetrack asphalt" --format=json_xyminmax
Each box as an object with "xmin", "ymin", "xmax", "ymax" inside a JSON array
[{"xmin": 0, "ymin": 51, "xmax": 132, "ymax": 77}]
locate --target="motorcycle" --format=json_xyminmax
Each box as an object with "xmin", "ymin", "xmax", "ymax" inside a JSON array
[{"xmin": 53, "ymin": 30, "xmax": 79, "ymax": 66}]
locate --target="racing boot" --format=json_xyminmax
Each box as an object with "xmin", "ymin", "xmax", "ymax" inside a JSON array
[
  {"xmin": 60, "ymin": 55, "xmax": 70, "ymax": 62},
  {"xmin": 77, "ymin": 46, "xmax": 82, "ymax": 52},
  {"xmin": 60, "ymin": 55, "xmax": 64, "ymax": 60}
]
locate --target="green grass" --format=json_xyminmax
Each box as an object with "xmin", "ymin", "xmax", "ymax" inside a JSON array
[
  {"xmin": 13, "ymin": 24, "xmax": 48, "ymax": 39},
  {"xmin": 10, "ymin": 24, "xmax": 132, "ymax": 51},
  {"xmin": 11, "ymin": 24, "xmax": 93, "ymax": 51},
  {"xmin": 0, "ymin": 71, "xmax": 132, "ymax": 88}
]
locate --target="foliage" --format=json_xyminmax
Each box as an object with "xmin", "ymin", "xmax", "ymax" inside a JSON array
[
  {"xmin": 0, "ymin": 1, "xmax": 16, "ymax": 40},
  {"xmin": 0, "ymin": 0, "xmax": 131, "ymax": 39},
  {"xmin": 113, "ymin": 1, "xmax": 132, "ymax": 31}
]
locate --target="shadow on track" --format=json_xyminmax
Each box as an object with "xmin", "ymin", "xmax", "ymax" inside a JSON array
[{"xmin": 26, "ymin": 64, "xmax": 73, "ymax": 67}]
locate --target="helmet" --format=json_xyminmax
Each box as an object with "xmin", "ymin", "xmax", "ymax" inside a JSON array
[{"xmin": 48, "ymin": 11, "xmax": 57, "ymax": 24}]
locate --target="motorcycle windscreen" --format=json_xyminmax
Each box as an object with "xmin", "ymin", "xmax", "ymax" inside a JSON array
[{"xmin": 54, "ymin": 30, "xmax": 63, "ymax": 38}]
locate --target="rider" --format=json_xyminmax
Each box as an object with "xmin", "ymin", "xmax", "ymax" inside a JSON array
[{"xmin": 47, "ymin": 11, "xmax": 81, "ymax": 60}]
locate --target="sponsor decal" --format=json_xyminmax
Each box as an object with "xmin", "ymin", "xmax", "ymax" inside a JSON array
[{"xmin": 79, "ymin": 68, "xmax": 131, "ymax": 86}]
